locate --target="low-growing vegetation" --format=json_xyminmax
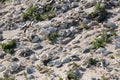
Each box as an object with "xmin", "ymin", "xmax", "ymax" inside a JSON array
[
  {"xmin": 88, "ymin": 0, "xmax": 108, "ymax": 22},
  {"xmin": 81, "ymin": 23, "xmax": 90, "ymax": 30},
  {"xmin": 88, "ymin": 58, "xmax": 98, "ymax": 66},
  {"xmin": 101, "ymin": 75, "xmax": 109, "ymax": 80},
  {"xmin": 92, "ymin": 29, "xmax": 116, "ymax": 49},
  {"xmin": 0, "ymin": 39, "xmax": 16, "ymax": 54},
  {"xmin": 0, "ymin": 77, "xmax": 15, "ymax": 80},
  {"xmin": 46, "ymin": 32, "xmax": 59, "ymax": 41},
  {"xmin": 0, "ymin": 0, "xmax": 7, "ymax": 3},
  {"xmin": 92, "ymin": 32, "xmax": 111, "ymax": 49},
  {"xmin": 23, "ymin": 4, "xmax": 56, "ymax": 21},
  {"xmin": 67, "ymin": 69, "xmax": 79, "ymax": 80}
]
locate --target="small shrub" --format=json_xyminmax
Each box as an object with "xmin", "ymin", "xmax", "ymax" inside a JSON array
[
  {"xmin": 101, "ymin": 75, "xmax": 109, "ymax": 80},
  {"xmin": 72, "ymin": 62, "xmax": 79, "ymax": 68},
  {"xmin": 0, "ymin": 0, "xmax": 7, "ymax": 3},
  {"xmin": 109, "ymin": 55, "xmax": 115, "ymax": 59},
  {"xmin": 67, "ymin": 69, "xmax": 78, "ymax": 80},
  {"xmin": 0, "ymin": 39, "xmax": 16, "ymax": 54},
  {"xmin": 89, "ymin": 58, "xmax": 98, "ymax": 66},
  {"xmin": 81, "ymin": 23, "xmax": 90, "ymax": 30},
  {"xmin": 46, "ymin": 32, "xmax": 58, "ymax": 41},
  {"xmin": 92, "ymin": 32, "xmax": 111, "ymax": 49},
  {"xmin": 23, "ymin": 4, "xmax": 56, "ymax": 21},
  {"xmin": 0, "ymin": 77, "xmax": 15, "ymax": 80},
  {"xmin": 94, "ymin": 1, "xmax": 105, "ymax": 11},
  {"xmin": 59, "ymin": 78, "xmax": 63, "ymax": 80}
]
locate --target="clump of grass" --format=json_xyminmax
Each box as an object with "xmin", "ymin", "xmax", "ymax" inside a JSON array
[
  {"xmin": 0, "ymin": 77, "xmax": 15, "ymax": 80},
  {"xmin": 46, "ymin": 32, "xmax": 59, "ymax": 41},
  {"xmin": 88, "ymin": 0, "xmax": 108, "ymax": 22},
  {"xmin": 92, "ymin": 32, "xmax": 111, "ymax": 49},
  {"xmin": 101, "ymin": 75, "xmax": 109, "ymax": 80},
  {"xmin": 71, "ymin": 62, "xmax": 79, "ymax": 68},
  {"xmin": 0, "ymin": 0, "xmax": 7, "ymax": 3},
  {"xmin": 67, "ymin": 69, "xmax": 78, "ymax": 80},
  {"xmin": 23, "ymin": 4, "xmax": 56, "ymax": 21},
  {"xmin": 109, "ymin": 55, "xmax": 115, "ymax": 59},
  {"xmin": 0, "ymin": 39, "xmax": 16, "ymax": 54},
  {"xmin": 22, "ymin": 5, "xmax": 40, "ymax": 20},
  {"xmin": 81, "ymin": 23, "xmax": 90, "ymax": 30},
  {"xmin": 88, "ymin": 58, "xmax": 98, "ymax": 66},
  {"xmin": 94, "ymin": 0, "xmax": 105, "ymax": 11},
  {"xmin": 59, "ymin": 77, "xmax": 63, "ymax": 80},
  {"xmin": 36, "ymin": 65, "xmax": 42, "ymax": 71}
]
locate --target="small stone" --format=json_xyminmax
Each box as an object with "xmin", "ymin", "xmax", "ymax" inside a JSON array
[
  {"xmin": 62, "ymin": 57, "xmax": 71, "ymax": 64},
  {"xmin": 0, "ymin": 65, "xmax": 6, "ymax": 72},
  {"xmin": 116, "ymin": 58, "xmax": 120, "ymax": 62},
  {"xmin": 82, "ymin": 19, "xmax": 89, "ymax": 24},
  {"xmin": 96, "ymin": 48, "xmax": 106, "ymax": 53},
  {"xmin": 30, "ymin": 54, "xmax": 37, "ymax": 61},
  {"xmin": 0, "ymin": 34, "xmax": 3, "ymax": 41},
  {"xmin": 27, "ymin": 66, "xmax": 35, "ymax": 74},
  {"xmin": 32, "ymin": 43, "xmax": 43, "ymax": 50},
  {"xmin": 27, "ymin": 74, "xmax": 34, "ymax": 79},
  {"xmin": 71, "ymin": 54, "xmax": 80, "ymax": 61},
  {"xmin": 54, "ymin": 59, "xmax": 62, "ymax": 67},
  {"xmin": 83, "ymin": 45, "xmax": 94, "ymax": 53},
  {"xmin": 115, "ymin": 41, "xmax": 120, "ymax": 49},
  {"xmin": 11, "ymin": 62, "xmax": 20, "ymax": 72},
  {"xmin": 104, "ymin": 22, "xmax": 117, "ymax": 29},
  {"xmin": 28, "ymin": 34, "xmax": 40, "ymax": 43}
]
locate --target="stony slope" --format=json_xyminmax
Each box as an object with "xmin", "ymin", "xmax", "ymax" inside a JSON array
[{"xmin": 0, "ymin": 0, "xmax": 120, "ymax": 80}]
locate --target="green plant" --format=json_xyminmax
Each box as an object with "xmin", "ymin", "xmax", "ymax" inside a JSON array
[
  {"xmin": 23, "ymin": 72, "xmax": 28, "ymax": 80},
  {"xmin": 109, "ymin": 55, "xmax": 115, "ymax": 59},
  {"xmin": 81, "ymin": 23, "xmax": 90, "ymax": 30},
  {"xmin": 0, "ymin": 77, "xmax": 15, "ymax": 80},
  {"xmin": 0, "ymin": 0, "xmax": 7, "ymax": 3},
  {"xmin": 59, "ymin": 78, "xmax": 63, "ymax": 80},
  {"xmin": 46, "ymin": 32, "xmax": 58, "ymax": 41},
  {"xmin": 72, "ymin": 62, "xmax": 79, "ymax": 68},
  {"xmin": 89, "ymin": 12, "xmax": 99, "ymax": 18},
  {"xmin": 89, "ymin": 58, "xmax": 98, "ymax": 66},
  {"xmin": 92, "ymin": 32, "xmax": 111, "ymax": 49},
  {"xmin": 94, "ymin": 0, "xmax": 105, "ymax": 11},
  {"xmin": 36, "ymin": 65, "xmax": 42, "ymax": 71},
  {"xmin": 67, "ymin": 69, "xmax": 78, "ymax": 80},
  {"xmin": 0, "ymin": 39, "xmax": 16, "ymax": 54},
  {"xmin": 22, "ymin": 5, "xmax": 38, "ymax": 20},
  {"xmin": 101, "ymin": 75, "xmax": 109, "ymax": 80},
  {"xmin": 23, "ymin": 4, "xmax": 56, "ymax": 21}
]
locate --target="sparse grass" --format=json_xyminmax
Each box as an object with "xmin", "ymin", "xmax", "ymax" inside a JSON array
[
  {"xmin": 101, "ymin": 75, "xmax": 109, "ymax": 80},
  {"xmin": 71, "ymin": 62, "xmax": 79, "ymax": 68},
  {"xmin": 23, "ymin": 4, "xmax": 56, "ymax": 21},
  {"xmin": 81, "ymin": 23, "xmax": 90, "ymax": 30},
  {"xmin": 0, "ymin": 0, "xmax": 7, "ymax": 3},
  {"xmin": 88, "ymin": 0, "xmax": 108, "ymax": 22},
  {"xmin": 0, "ymin": 39, "xmax": 16, "ymax": 54},
  {"xmin": 94, "ymin": 0, "xmax": 105, "ymax": 11},
  {"xmin": 36, "ymin": 65, "xmax": 42, "ymax": 71},
  {"xmin": 59, "ymin": 78, "xmax": 63, "ymax": 80},
  {"xmin": 67, "ymin": 69, "xmax": 78, "ymax": 80},
  {"xmin": 46, "ymin": 32, "xmax": 59, "ymax": 41},
  {"xmin": 109, "ymin": 55, "xmax": 115, "ymax": 59},
  {"xmin": 89, "ymin": 58, "xmax": 98, "ymax": 66},
  {"xmin": 92, "ymin": 32, "xmax": 111, "ymax": 49},
  {"xmin": 23, "ymin": 72, "xmax": 28, "ymax": 80},
  {"xmin": 0, "ymin": 77, "xmax": 15, "ymax": 80}
]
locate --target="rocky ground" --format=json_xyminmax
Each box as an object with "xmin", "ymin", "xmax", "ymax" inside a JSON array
[{"xmin": 0, "ymin": 0, "xmax": 120, "ymax": 80}]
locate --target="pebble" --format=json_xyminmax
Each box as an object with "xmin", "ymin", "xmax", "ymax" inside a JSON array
[
  {"xmin": 115, "ymin": 41, "xmax": 120, "ymax": 49},
  {"xmin": 0, "ymin": 65, "xmax": 6, "ymax": 72},
  {"xmin": 26, "ymin": 66, "xmax": 35, "ymax": 74}
]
